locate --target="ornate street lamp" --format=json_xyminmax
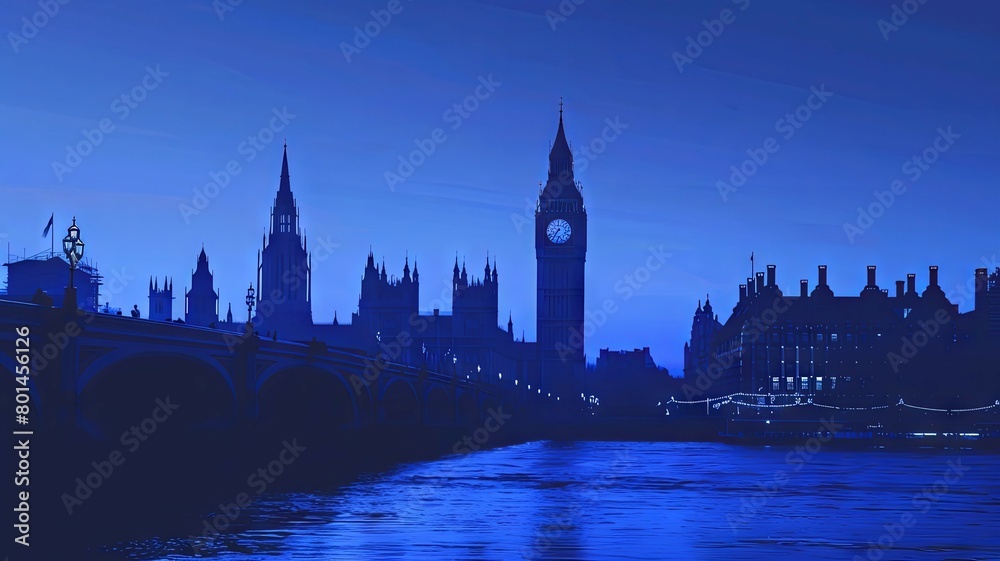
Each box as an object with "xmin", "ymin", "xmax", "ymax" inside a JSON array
[
  {"xmin": 61, "ymin": 217, "xmax": 85, "ymax": 309},
  {"xmin": 245, "ymin": 283, "xmax": 255, "ymax": 325}
]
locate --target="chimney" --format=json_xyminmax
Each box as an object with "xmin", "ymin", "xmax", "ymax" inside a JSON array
[
  {"xmin": 800, "ymin": 279, "xmax": 808, "ymax": 298},
  {"xmin": 818, "ymin": 265, "xmax": 828, "ymax": 287},
  {"xmin": 929, "ymin": 266, "xmax": 939, "ymax": 288},
  {"xmin": 747, "ymin": 277, "xmax": 755, "ymax": 297},
  {"xmin": 975, "ymin": 268, "xmax": 988, "ymax": 312},
  {"xmin": 867, "ymin": 265, "xmax": 876, "ymax": 287},
  {"xmin": 739, "ymin": 283, "xmax": 747, "ymax": 303},
  {"xmin": 907, "ymin": 274, "xmax": 916, "ymax": 295},
  {"xmin": 895, "ymin": 280, "xmax": 904, "ymax": 298},
  {"xmin": 767, "ymin": 265, "xmax": 776, "ymax": 287},
  {"xmin": 755, "ymin": 272, "xmax": 765, "ymax": 295}
]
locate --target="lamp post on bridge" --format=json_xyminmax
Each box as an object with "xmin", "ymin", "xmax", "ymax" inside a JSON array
[
  {"xmin": 61, "ymin": 217, "xmax": 85, "ymax": 310},
  {"xmin": 245, "ymin": 283, "xmax": 255, "ymax": 334}
]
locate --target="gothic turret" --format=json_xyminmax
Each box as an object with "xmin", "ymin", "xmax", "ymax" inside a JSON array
[
  {"xmin": 185, "ymin": 247, "xmax": 219, "ymax": 327},
  {"xmin": 148, "ymin": 275, "xmax": 173, "ymax": 321},
  {"xmin": 258, "ymin": 143, "xmax": 313, "ymax": 336}
]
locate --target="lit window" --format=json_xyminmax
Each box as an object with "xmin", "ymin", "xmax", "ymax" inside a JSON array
[
  {"xmin": 772, "ymin": 377, "xmax": 779, "ymax": 392},
  {"xmin": 830, "ymin": 377, "xmax": 836, "ymax": 389},
  {"xmin": 816, "ymin": 377, "xmax": 823, "ymax": 391},
  {"xmin": 817, "ymin": 333, "xmax": 824, "ymax": 342},
  {"xmin": 831, "ymin": 333, "xmax": 838, "ymax": 343},
  {"xmin": 801, "ymin": 377, "xmax": 809, "ymax": 391},
  {"xmin": 786, "ymin": 377, "xmax": 794, "ymax": 391}
]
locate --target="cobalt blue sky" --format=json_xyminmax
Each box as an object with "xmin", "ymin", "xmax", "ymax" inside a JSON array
[{"xmin": 1, "ymin": 0, "xmax": 998, "ymax": 374}]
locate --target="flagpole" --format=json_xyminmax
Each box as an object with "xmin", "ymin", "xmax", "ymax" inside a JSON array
[{"xmin": 51, "ymin": 213, "xmax": 54, "ymax": 258}]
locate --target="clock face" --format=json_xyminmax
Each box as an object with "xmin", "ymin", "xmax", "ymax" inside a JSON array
[{"xmin": 546, "ymin": 219, "xmax": 572, "ymax": 244}]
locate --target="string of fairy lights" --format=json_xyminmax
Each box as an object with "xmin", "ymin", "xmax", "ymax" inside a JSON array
[{"xmin": 658, "ymin": 393, "xmax": 1000, "ymax": 414}]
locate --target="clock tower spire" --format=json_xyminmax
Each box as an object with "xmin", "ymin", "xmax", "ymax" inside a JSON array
[{"xmin": 535, "ymin": 101, "xmax": 587, "ymax": 404}]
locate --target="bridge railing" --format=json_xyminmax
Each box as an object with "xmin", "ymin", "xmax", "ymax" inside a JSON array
[{"xmin": 1, "ymin": 300, "xmax": 512, "ymax": 397}]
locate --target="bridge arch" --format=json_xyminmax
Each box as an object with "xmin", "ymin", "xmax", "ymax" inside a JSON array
[
  {"xmin": 256, "ymin": 362, "xmax": 360, "ymax": 430},
  {"xmin": 424, "ymin": 384, "xmax": 452, "ymax": 425},
  {"xmin": 481, "ymin": 396, "xmax": 500, "ymax": 422},
  {"xmin": 457, "ymin": 391, "xmax": 479, "ymax": 426},
  {"xmin": 76, "ymin": 347, "xmax": 238, "ymax": 439},
  {"xmin": 379, "ymin": 378, "xmax": 420, "ymax": 424}
]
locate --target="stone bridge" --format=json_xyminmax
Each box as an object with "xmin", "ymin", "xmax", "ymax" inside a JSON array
[{"xmin": 0, "ymin": 300, "xmax": 525, "ymax": 440}]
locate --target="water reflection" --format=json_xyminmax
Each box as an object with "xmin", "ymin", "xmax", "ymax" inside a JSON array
[{"xmin": 99, "ymin": 441, "xmax": 1000, "ymax": 560}]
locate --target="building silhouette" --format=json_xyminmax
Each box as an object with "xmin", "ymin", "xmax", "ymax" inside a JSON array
[
  {"xmin": 185, "ymin": 248, "xmax": 219, "ymax": 327},
  {"xmin": 976, "ymin": 267, "xmax": 1000, "ymax": 337},
  {"xmin": 2, "ymin": 251, "xmax": 101, "ymax": 311},
  {"xmin": 682, "ymin": 263, "xmax": 998, "ymax": 405},
  {"xmin": 256, "ymin": 144, "xmax": 312, "ymax": 339},
  {"xmin": 148, "ymin": 276, "xmax": 173, "ymax": 321},
  {"xmin": 683, "ymin": 296, "xmax": 722, "ymax": 382},
  {"xmin": 147, "ymin": 109, "xmax": 590, "ymax": 399},
  {"xmin": 535, "ymin": 104, "xmax": 588, "ymax": 399}
]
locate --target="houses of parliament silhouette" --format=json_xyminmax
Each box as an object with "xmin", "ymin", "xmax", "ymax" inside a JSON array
[{"xmin": 147, "ymin": 108, "xmax": 589, "ymax": 399}]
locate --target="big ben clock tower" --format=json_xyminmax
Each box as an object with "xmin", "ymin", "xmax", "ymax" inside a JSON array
[{"xmin": 536, "ymin": 102, "xmax": 587, "ymax": 401}]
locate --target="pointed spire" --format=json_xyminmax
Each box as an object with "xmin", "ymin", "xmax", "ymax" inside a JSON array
[
  {"xmin": 485, "ymin": 251, "xmax": 491, "ymax": 279},
  {"xmin": 696, "ymin": 299, "xmax": 702, "ymax": 313},
  {"xmin": 413, "ymin": 259, "xmax": 419, "ymax": 281},
  {"xmin": 403, "ymin": 252, "xmax": 411, "ymax": 281},
  {"xmin": 333, "ymin": 310, "xmax": 339, "ymax": 325},
  {"xmin": 279, "ymin": 142, "xmax": 291, "ymax": 193},
  {"xmin": 548, "ymin": 98, "xmax": 573, "ymax": 179},
  {"xmin": 149, "ymin": 276, "xmax": 153, "ymax": 291},
  {"xmin": 154, "ymin": 277, "xmax": 158, "ymax": 291}
]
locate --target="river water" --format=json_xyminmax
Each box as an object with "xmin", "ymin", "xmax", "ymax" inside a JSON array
[{"xmin": 99, "ymin": 441, "xmax": 1000, "ymax": 560}]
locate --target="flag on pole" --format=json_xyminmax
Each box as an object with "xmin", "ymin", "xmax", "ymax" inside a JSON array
[
  {"xmin": 750, "ymin": 251, "xmax": 754, "ymax": 264},
  {"xmin": 42, "ymin": 213, "xmax": 53, "ymax": 237}
]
